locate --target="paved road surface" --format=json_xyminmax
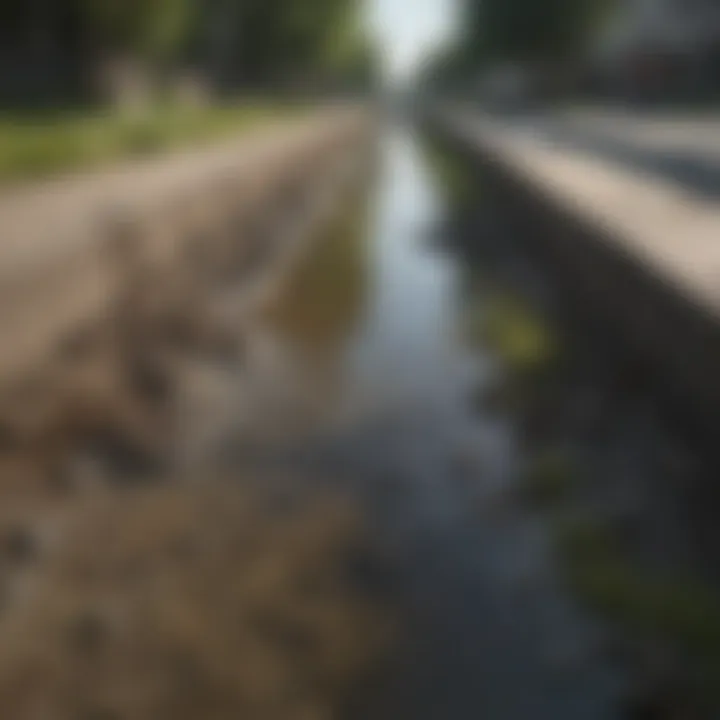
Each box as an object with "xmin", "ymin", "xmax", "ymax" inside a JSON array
[
  {"xmin": 528, "ymin": 109, "xmax": 720, "ymax": 202},
  {"xmin": 444, "ymin": 108, "xmax": 720, "ymax": 320}
]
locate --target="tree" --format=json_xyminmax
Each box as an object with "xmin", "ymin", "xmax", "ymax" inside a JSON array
[
  {"xmin": 0, "ymin": 0, "xmax": 375, "ymax": 105},
  {"xmin": 81, "ymin": 0, "xmax": 193, "ymax": 62},
  {"xmin": 466, "ymin": 0, "xmax": 616, "ymax": 66},
  {"xmin": 418, "ymin": 42, "xmax": 476, "ymax": 93},
  {"xmin": 421, "ymin": 0, "xmax": 619, "ymax": 95},
  {"xmin": 191, "ymin": 0, "xmax": 374, "ymax": 92}
]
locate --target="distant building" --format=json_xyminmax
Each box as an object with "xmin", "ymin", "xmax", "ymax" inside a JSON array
[
  {"xmin": 619, "ymin": 0, "xmax": 719, "ymax": 51},
  {"xmin": 593, "ymin": 0, "xmax": 720, "ymax": 100}
]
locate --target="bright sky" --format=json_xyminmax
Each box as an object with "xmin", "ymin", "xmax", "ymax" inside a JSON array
[{"xmin": 367, "ymin": 0, "xmax": 460, "ymax": 81}]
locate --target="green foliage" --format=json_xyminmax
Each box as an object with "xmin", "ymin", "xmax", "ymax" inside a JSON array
[
  {"xmin": 557, "ymin": 516, "xmax": 720, "ymax": 662},
  {"xmin": 195, "ymin": 0, "xmax": 374, "ymax": 90},
  {"xmin": 421, "ymin": 140, "xmax": 474, "ymax": 204},
  {"xmin": 422, "ymin": 0, "xmax": 619, "ymax": 89},
  {"xmin": 468, "ymin": 294, "xmax": 557, "ymax": 376},
  {"xmin": 324, "ymin": 13, "xmax": 379, "ymax": 89},
  {"xmin": 465, "ymin": 0, "xmax": 619, "ymax": 64},
  {"xmin": 520, "ymin": 450, "xmax": 576, "ymax": 507},
  {"xmin": 81, "ymin": 0, "xmax": 194, "ymax": 61},
  {"xmin": 0, "ymin": 104, "xmax": 300, "ymax": 181},
  {"xmin": 0, "ymin": 0, "xmax": 375, "ymax": 105}
]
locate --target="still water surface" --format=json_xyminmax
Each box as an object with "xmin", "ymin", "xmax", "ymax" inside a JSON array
[{"xmin": 230, "ymin": 127, "xmax": 716, "ymax": 718}]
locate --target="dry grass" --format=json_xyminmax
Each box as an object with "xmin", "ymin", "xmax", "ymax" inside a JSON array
[
  {"xmin": 0, "ymin": 143, "xmax": 387, "ymax": 719},
  {"xmin": 0, "ymin": 483, "xmax": 394, "ymax": 720},
  {"xmin": 0, "ymin": 248, "xmax": 246, "ymax": 494}
]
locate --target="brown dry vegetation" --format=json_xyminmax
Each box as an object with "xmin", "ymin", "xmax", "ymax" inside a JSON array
[
  {"xmin": 0, "ymin": 144, "xmax": 390, "ymax": 719},
  {"xmin": 0, "ymin": 483, "xmax": 393, "ymax": 720},
  {"xmin": 0, "ymin": 200, "xmax": 251, "ymax": 497}
]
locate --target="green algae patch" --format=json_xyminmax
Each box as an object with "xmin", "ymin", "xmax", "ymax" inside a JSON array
[
  {"xmin": 519, "ymin": 449, "xmax": 576, "ymax": 508},
  {"xmin": 480, "ymin": 295, "xmax": 557, "ymax": 375},
  {"xmin": 556, "ymin": 515, "xmax": 720, "ymax": 668}
]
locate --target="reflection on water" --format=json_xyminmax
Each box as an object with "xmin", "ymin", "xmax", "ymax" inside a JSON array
[
  {"xmin": 235, "ymin": 127, "xmax": 719, "ymax": 719},
  {"xmin": 348, "ymin": 131, "xmax": 463, "ymax": 405},
  {"xmin": 261, "ymin": 130, "xmax": 476, "ymax": 424},
  {"xmin": 265, "ymin": 196, "xmax": 369, "ymax": 356}
]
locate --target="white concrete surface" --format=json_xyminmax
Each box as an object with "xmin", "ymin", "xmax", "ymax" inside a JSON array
[{"xmin": 445, "ymin": 109, "xmax": 720, "ymax": 318}]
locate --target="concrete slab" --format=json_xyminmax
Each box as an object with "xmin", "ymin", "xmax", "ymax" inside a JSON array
[{"xmin": 444, "ymin": 110, "xmax": 720, "ymax": 319}]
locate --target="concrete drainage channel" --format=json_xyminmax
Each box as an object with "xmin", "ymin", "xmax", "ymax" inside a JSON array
[{"xmin": 430, "ymin": 112, "xmax": 720, "ymax": 460}]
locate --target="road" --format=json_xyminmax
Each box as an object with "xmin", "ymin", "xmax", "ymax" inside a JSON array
[
  {"xmin": 444, "ymin": 107, "xmax": 720, "ymax": 319},
  {"xmin": 531, "ymin": 108, "xmax": 720, "ymax": 201}
]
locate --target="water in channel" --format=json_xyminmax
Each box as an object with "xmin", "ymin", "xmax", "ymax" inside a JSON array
[{"xmin": 227, "ymin": 126, "xmax": 719, "ymax": 719}]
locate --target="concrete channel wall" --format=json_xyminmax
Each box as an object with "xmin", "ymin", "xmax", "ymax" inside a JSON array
[
  {"xmin": 0, "ymin": 108, "xmax": 372, "ymax": 391},
  {"xmin": 435, "ymin": 112, "xmax": 720, "ymax": 449}
]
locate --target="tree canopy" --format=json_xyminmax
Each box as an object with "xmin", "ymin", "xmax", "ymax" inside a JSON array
[
  {"xmin": 81, "ymin": 0, "xmax": 194, "ymax": 61},
  {"xmin": 0, "ymin": 0, "xmax": 377, "ymax": 104},
  {"xmin": 421, "ymin": 0, "xmax": 618, "ymax": 92}
]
